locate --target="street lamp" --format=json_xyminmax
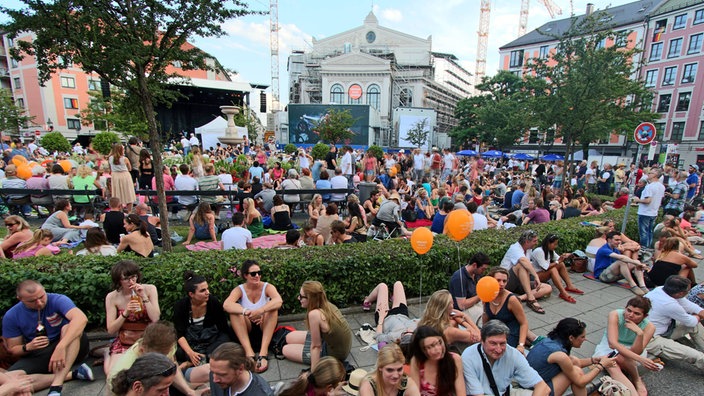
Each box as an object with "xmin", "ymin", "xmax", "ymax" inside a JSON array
[{"xmin": 46, "ymin": 118, "xmax": 54, "ymax": 131}]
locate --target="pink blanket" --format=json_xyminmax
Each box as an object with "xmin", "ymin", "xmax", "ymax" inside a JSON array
[{"xmin": 252, "ymin": 233, "xmax": 286, "ymax": 249}]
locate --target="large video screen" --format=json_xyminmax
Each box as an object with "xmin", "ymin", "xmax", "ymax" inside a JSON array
[{"xmin": 288, "ymin": 104, "xmax": 370, "ymax": 146}]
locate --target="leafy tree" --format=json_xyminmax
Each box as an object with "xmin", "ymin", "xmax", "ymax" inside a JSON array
[
  {"xmin": 40, "ymin": 131, "xmax": 71, "ymax": 153},
  {"xmin": 284, "ymin": 143, "xmax": 297, "ymax": 154},
  {"xmin": 451, "ymin": 95, "xmax": 489, "ymax": 148},
  {"xmin": 313, "ymin": 108, "xmax": 355, "ymax": 145},
  {"xmin": 1, "ymin": 0, "xmax": 262, "ymax": 251},
  {"xmin": 526, "ymin": 12, "xmax": 657, "ymax": 186},
  {"xmin": 80, "ymin": 90, "xmax": 149, "ymax": 137},
  {"xmin": 367, "ymin": 145, "xmax": 384, "ymax": 160},
  {"xmin": 91, "ymin": 131, "xmax": 121, "ymax": 155},
  {"xmin": 0, "ymin": 88, "xmax": 34, "ymax": 136},
  {"xmin": 403, "ymin": 118, "xmax": 430, "ymax": 148},
  {"xmin": 311, "ymin": 143, "xmax": 330, "ymax": 160}
]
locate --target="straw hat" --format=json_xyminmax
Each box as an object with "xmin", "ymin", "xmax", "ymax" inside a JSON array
[
  {"xmin": 389, "ymin": 192, "xmax": 401, "ymax": 203},
  {"xmin": 342, "ymin": 368, "xmax": 368, "ymax": 395}
]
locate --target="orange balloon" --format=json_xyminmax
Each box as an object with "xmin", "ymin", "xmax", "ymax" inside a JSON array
[
  {"xmin": 476, "ymin": 276, "xmax": 500, "ymax": 303},
  {"xmin": 410, "ymin": 227, "xmax": 433, "ymax": 255},
  {"xmin": 16, "ymin": 165, "xmax": 32, "ymax": 180},
  {"xmin": 444, "ymin": 209, "xmax": 473, "ymax": 241},
  {"xmin": 389, "ymin": 167, "xmax": 397, "ymax": 177},
  {"xmin": 27, "ymin": 161, "xmax": 38, "ymax": 168},
  {"xmin": 59, "ymin": 160, "xmax": 72, "ymax": 172},
  {"xmin": 11, "ymin": 155, "xmax": 28, "ymax": 166}
]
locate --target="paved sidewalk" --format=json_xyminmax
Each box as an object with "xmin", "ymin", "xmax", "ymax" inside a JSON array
[{"xmin": 41, "ymin": 254, "xmax": 704, "ymax": 395}]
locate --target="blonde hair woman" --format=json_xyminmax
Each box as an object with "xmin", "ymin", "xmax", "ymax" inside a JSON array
[
  {"xmin": 417, "ymin": 289, "xmax": 481, "ymax": 345},
  {"xmin": 283, "ymin": 281, "xmax": 352, "ymax": 370},
  {"xmin": 359, "ymin": 344, "xmax": 420, "ymax": 396},
  {"xmin": 190, "ymin": 146, "xmax": 204, "ymax": 178},
  {"xmin": 0, "ymin": 216, "xmax": 33, "ymax": 258},
  {"xmin": 279, "ymin": 356, "xmax": 345, "ymax": 396},
  {"xmin": 13, "ymin": 229, "xmax": 62, "ymax": 259},
  {"xmin": 307, "ymin": 193, "xmax": 325, "ymax": 227},
  {"xmin": 242, "ymin": 197, "xmax": 264, "ymax": 238}
]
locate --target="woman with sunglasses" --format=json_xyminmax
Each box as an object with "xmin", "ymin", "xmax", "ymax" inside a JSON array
[
  {"xmin": 409, "ymin": 326, "xmax": 465, "ymax": 396},
  {"xmin": 526, "ymin": 318, "xmax": 617, "ymax": 396},
  {"xmin": 359, "ymin": 343, "xmax": 420, "ymax": 396},
  {"xmin": 0, "ymin": 215, "xmax": 33, "ymax": 258},
  {"xmin": 530, "ymin": 234, "xmax": 584, "ymax": 304},
  {"xmin": 111, "ymin": 352, "xmax": 177, "ymax": 396},
  {"xmin": 283, "ymin": 281, "xmax": 352, "ymax": 370},
  {"xmin": 223, "ymin": 260, "xmax": 283, "ymax": 373},
  {"xmin": 104, "ymin": 260, "xmax": 160, "ymax": 374}
]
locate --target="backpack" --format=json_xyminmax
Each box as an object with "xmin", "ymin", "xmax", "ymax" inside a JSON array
[{"xmin": 269, "ymin": 325, "xmax": 295, "ymax": 359}]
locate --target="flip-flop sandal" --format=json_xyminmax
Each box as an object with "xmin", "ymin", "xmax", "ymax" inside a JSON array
[
  {"xmin": 255, "ymin": 355, "xmax": 269, "ymax": 373},
  {"xmin": 558, "ymin": 293, "xmax": 577, "ymax": 304},
  {"xmin": 526, "ymin": 299, "xmax": 546, "ymax": 314},
  {"xmin": 565, "ymin": 287, "xmax": 584, "ymax": 294}
]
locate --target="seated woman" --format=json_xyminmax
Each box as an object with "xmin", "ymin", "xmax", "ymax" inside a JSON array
[
  {"xmin": 307, "ymin": 193, "xmax": 325, "ymax": 227},
  {"xmin": 315, "ymin": 171, "xmax": 332, "ymax": 201},
  {"xmin": 223, "ymin": 260, "xmax": 283, "ymax": 373},
  {"xmin": 483, "ymin": 267, "xmax": 537, "ymax": 354},
  {"xmin": 183, "ymin": 202, "xmax": 217, "ymax": 245},
  {"xmin": 173, "ymin": 271, "xmax": 233, "ymax": 369},
  {"xmin": 526, "ymin": 318, "xmax": 617, "ymax": 396},
  {"xmin": 71, "ymin": 164, "xmax": 100, "ymax": 211},
  {"xmin": 26, "ymin": 165, "xmax": 53, "ymax": 213},
  {"xmin": 415, "ymin": 188, "xmax": 435, "ymax": 220},
  {"xmin": 40, "ymin": 199, "xmax": 92, "ymax": 242},
  {"xmin": 359, "ymin": 344, "xmax": 420, "ymax": 396},
  {"xmin": 117, "ymin": 214, "xmax": 155, "ymax": 258},
  {"xmin": 12, "ymin": 229, "xmax": 63, "ymax": 259},
  {"xmin": 76, "ymin": 227, "xmax": 117, "ymax": 256},
  {"xmin": 345, "ymin": 195, "xmax": 368, "ymax": 242},
  {"xmin": 270, "ymin": 195, "xmax": 294, "ymax": 231},
  {"xmin": 242, "ymin": 197, "xmax": 264, "ymax": 238},
  {"xmin": 283, "ymin": 281, "xmax": 353, "ymax": 370},
  {"xmin": 562, "ymin": 199, "xmax": 582, "ymax": 219},
  {"xmin": 585, "ymin": 227, "xmax": 609, "ymax": 272},
  {"xmin": 593, "ymin": 297, "xmax": 660, "ymax": 396},
  {"xmin": 648, "ymin": 237, "xmax": 698, "ymax": 286},
  {"xmin": 302, "ymin": 221, "xmax": 324, "ymax": 246},
  {"xmin": 279, "ymin": 356, "xmax": 346, "ymax": 396},
  {"xmin": 417, "ymin": 289, "xmax": 481, "ymax": 346},
  {"xmin": 315, "ymin": 202, "xmax": 339, "ymax": 244},
  {"xmin": 663, "ymin": 217, "xmax": 703, "ymax": 258},
  {"xmin": 409, "ymin": 326, "xmax": 465, "ymax": 396},
  {"xmin": 104, "ymin": 260, "xmax": 160, "ymax": 374},
  {"xmin": 530, "ymin": 234, "xmax": 584, "ymax": 304},
  {"xmin": 0, "ymin": 216, "xmax": 33, "ymax": 258},
  {"xmin": 362, "ymin": 282, "xmax": 417, "ymax": 346}
]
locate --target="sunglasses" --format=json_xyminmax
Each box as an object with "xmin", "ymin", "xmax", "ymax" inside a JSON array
[
  {"xmin": 128, "ymin": 363, "xmax": 177, "ymax": 383},
  {"xmin": 247, "ymin": 271, "xmax": 262, "ymax": 277},
  {"xmin": 298, "ymin": 294, "xmax": 307, "ymax": 300},
  {"xmin": 4, "ymin": 223, "xmax": 17, "ymax": 227}
]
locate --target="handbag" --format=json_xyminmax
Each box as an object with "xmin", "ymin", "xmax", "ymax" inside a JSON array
[
  {"xmin": 185, "ymin": 323, "xmax": 220, "ymax": 354},
  {"xmin": 118, "ymin": 321, "xmax": 148, "ymax": 347},
  {"xmin": 270, "ymin": 325, "xmax": 295, "ymax": 359},
  {"xmin": 597, "ymin": 375, "xmax": 630, "ymax": 396}
]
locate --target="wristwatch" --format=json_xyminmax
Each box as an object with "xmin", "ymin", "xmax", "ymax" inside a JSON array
[{"xmin": 22, "ymin": 344, "xmax": 27, "ymax": 352}]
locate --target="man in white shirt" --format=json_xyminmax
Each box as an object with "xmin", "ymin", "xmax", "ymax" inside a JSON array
[
  {"xmin": 644, "ymin": 276, "xmax": 704, "ymax": 370},
  {"xmin": 180, "ymin": 135, "xmax": 191, "ymax": 156},
  {"xmin": 340, "ymin": 146, "xmax": 354, "ymax": 188},
  {"xmin": 330, "ymin": 168, "xmax": 349, "ymax": 202},
  {"xmin": 174, "ymin": 164, "xmax": 198, "ymax": 207},
  {"xmin": 412, "ymin": 149, "xmax": 425, "ymax": 182},
  {"xmin": 467, "ymin": 201, "xmax": 488, "ymax": 231},
  {"xmin": 442, "ymin": 148, "xmax": 456, "ymax": 181},
  {"xmin": 633, "ymin": 168, "xmax": 666, "ymax": 249},
  {"xmin": 500, "ymin": 230, "xmax": 552, "ymax": 313},
  {"xmin": 189, "ymin": 133, "xmax": 200, "ymax": 148},
  {"xmin": 221, "ymin": 213, "xmax": 252, "ymax": 250}
]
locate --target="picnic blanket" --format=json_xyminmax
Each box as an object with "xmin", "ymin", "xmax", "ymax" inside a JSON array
[
  {"xmin": 405, "ymin": 219, "xmax": 433, "ymax": 228},
  {"xmin": 252, "ymin": 233, "xmax": 286, "ymax": 249},
  {"xmin": 582, "ymin": 272, "xmax": 632, "ymax": 290},
  {"xmin": 185, "ymin": 241, "xmax": 222, "ymax": 251}
]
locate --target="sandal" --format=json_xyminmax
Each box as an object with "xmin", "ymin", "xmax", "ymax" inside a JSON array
[
  {"xmin": 255, "ymin": 355, "xmax": 269, "ymax": 373},
  {"xmin": 558, "ymin": 293, "xmax": 577, "ymax": 304},
  {"xmin": 526, "ymin": 299, "xmax": 546, "ymax": 314},
  {"xmin": 565, "ymin": 287, "xmax": 584, "ymax": 295},
  {"xmin": 362, "ymin": 300, "xmax": 371, "ymax": 311}
]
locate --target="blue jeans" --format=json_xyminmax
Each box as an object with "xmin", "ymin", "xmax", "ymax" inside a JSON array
[{"xmin": 638, "ymin": 214, "xmax": 656, "ymax": 248}]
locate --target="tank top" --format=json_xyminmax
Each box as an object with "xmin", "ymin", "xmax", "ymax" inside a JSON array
[
  {"xmin": 237, "ymin": 282, "xmax": 269, "ymax": 310},
  {"xmin": 418, "ymin": 361, "xmax": 438, "ymax": 396},
  {"xmin": 484, "ymin": 293, "xmax": 520, "ymax": 347}
]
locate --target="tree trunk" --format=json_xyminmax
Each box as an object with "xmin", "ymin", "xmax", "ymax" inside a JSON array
[{"xmin": 136, "ymin": 75, "xmax": 172, "ymax": 252}]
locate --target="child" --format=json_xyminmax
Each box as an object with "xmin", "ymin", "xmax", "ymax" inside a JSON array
[{"xmin": 78, "ymin": 212, "xmax": 100, "ymax": 239}]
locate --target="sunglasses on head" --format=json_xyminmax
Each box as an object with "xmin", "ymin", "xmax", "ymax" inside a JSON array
[{"xmin": 128, "ymin": 363, "xmax": 176, "ymax": 384}]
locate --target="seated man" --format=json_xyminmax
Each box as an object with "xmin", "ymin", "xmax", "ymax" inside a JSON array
[
  {"xmin": 174, "ymin": 164, "xmax": 199, "ymax": 210},
  {"xmin": 2, "ymin": 280, "xmax": 94, "ymax": 396},
  {"xmin": 135, "ymin": 203, "xmax": 161, "ymax": 246},
  {"xmin": 373, "ymin": 193, "xmax": 404, "ymax": 234},
  {"xmin": 499, "ymin": 230, "xmax": 552, "ymax": 314},
  {"xmin": 461, "ymin": 320, "xmax": 550, "ymax": 396},
  {"xmin": 594, "ymin": 231, "xmax": 648, "ymax": 296},
  {"xmin": 644, "ymin": 275, "xmax": 704, "ymax": 371},
  {"xmin": 2, "ymin": 164, "xmax": 32, "ymax": 216},
  {"xmin": 331, "ymin": 220, "xmax": 358, "ymax": 244},
  {"xmin": 198, "ymin": 163, "xmax": 225, "ymax": 215},
  {"xmin": 449, "ymin": 252, "xmax": 491, "ymax": 324},
  {"xmin": 221, "ymin": 212, "xmax": 253, "ymax": 250},
  {"xmin": 522, "ymin": 198, "xmax": 550, "ymax": 225},
  {"xmin": 209, "ymin": 343, "xmax": 273, "ymax": 396}
]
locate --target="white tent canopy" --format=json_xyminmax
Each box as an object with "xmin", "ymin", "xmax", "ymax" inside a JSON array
[{"xmin": 195, "ymin": 116, "xmax": 247, "ymax": 151}]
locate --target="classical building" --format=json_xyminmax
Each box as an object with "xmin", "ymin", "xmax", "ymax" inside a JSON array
[{"xmin": 287, "ymin": 11, "xmax": 472, "ymax": 148}]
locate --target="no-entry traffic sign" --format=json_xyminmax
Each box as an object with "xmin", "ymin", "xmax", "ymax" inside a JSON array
[{"xmin": 634, "ymin": 122, "xmax": 656, "ymax": 145}]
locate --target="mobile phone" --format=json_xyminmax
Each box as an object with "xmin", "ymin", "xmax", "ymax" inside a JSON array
[
  {"xmin": 607, "ymin": 350, "xmax": 619, "ymax": 358},
  {"xmin": 450, "ymin": 312, "xmax": 457, "ymax": 316}
]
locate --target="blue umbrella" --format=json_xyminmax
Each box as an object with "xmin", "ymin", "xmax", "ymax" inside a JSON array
[
  {"xmin": 512, "ymin": 153, "xmax": 535, "ymax": 161},
  {"xmin": 481, "ymin": 150, "xmax": 503, "ymax": 158},
  {"xmin": 541, "ymin": 153, "xmax": 564, "ymax": 161},
  {"xmin": 457, "ymin": 149, "xmax": 478, "ymax": 156}
]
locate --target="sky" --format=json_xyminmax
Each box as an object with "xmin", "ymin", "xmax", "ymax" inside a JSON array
[{"xmin": 3, "ymin": 0, "xmax": 634, "ymax": 103}]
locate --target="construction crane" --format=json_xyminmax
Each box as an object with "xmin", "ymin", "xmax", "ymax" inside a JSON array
[
  {"xmin": 518, "ymin": 0, "xmax": 563, "ymax": 37},
  {"xmin": 474, "ymin": 0, "xmax": 491, "ymax": 88},
  {"xmin": 270, "ymin": 0, "xmax": 280, "ymax": 111}
]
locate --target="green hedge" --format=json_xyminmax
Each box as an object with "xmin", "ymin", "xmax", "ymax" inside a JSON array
[{"xmin": 0, "ymin": 209, "xmax": 637, "ymax": 328}]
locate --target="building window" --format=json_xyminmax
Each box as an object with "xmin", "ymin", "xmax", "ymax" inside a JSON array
[
  {"xmin": 662, "ymin": 66, "xmax": 677, "ymax": 85},
  {"xmin": 699, "ymin": 121, "xmax": 704, "ymax": 140},
  {"xmin": 595, "ymin": 38, "xmax": 606, "ymax": 49},
  {"xmin": 695, "ymin": 9, "xmax": 704, "ymax": 25},
  {"xmin": 16, "ymin": 98, "xmax": 24, "ymax": 109},
  {"xmin": 64, "ymin": 98, "xmax": 79, "ymax": 109},
  {"xmin": 330, "ymin": 84, "xmax": 344, "ymax": 104},
  {"xmin": 12, "ymin": 77, "xmax": 21, "ymax": 89},
  {"xmin": 59, "ymin": 56, "xmax": 72, "ymax": 68},
  {"xmin": 671, "ymin": 122, "xmax": 685, "ymax": 141},
  {"xmin": 657, "ymin": 94, "xmax": 671, "ymax": 113},
  {"xmin": 509, "ymin": 50, "xmax": 524, "ymax": 68},
  {"xmin": 682, "ymin": 63, "xmax": 697, "ymax": 83},
  {"xmin": 366, "ymin": 84, "xmax": 380, "ymax": 110},
  {"xmin": 60, "ymin": 76, "xmax": 76, "ymax": 88},
  {"xmin": 615, "ymin": 30, "xmax": 628, "ymax": 47},
  {"xmin": 668, "ymin": 38, "xmax": 683, "ymax": 58},
  {"xmin": 673, "ymin": 14, "xmax": 687, "ymax": 30},
  {"xmin": 650, "ymin": 42, "xmax": 663, "ymax": 61},
  {"xmin": 644, "ymin": 70, "xmax": 658, "ymax": 87},
  {"xmin": 88, "ymin": 79, "xmax": 100, "ymax": 91},
  {"xmin": 539, "ymin": 45, "xmax": 549, "ymax": 59},
  {"xmin": 10, "ymin": 58, "xmax": 18, "ymax": 68},
  {"xmin": 399, "ymin": 88, "xmax": 413, "ymax": 107},
  {"xmin": 173, "ymin": 61, "xmax": 182, "ymax": 68},
  {"xmin": 688, "ymin": 33, "xmax": 703, "ymax": 55},
  {"xmin": 67, "ymin": 118, "xmax": 81, "ymax": 130},
  {"xmin": 676, "ymin": 92, "xmax": 691, "ymax": 111},
  {"xmin": 7, "ymin": 37, "xmax": 14, "ymax": 47}
]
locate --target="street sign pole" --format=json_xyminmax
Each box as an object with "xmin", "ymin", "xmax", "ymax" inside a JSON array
[
  {"xmin": 621, "ymin": 144, "xmax": 643, "ymax": 234},
  {"xmin": 622, "ymin": 122, "xmax": 657, "ymax": 234}
]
